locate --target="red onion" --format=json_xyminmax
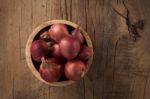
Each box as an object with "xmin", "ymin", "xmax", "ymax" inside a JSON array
[
  {"xmin": 78, "ymin": 46, "xmax": 93, "ymax": 61},
  {"xmin": 51, "ymin": 44, "xmax": 63, "ymax": 59},
  {"xmin": 64, "ymin": 60, "xmax": 86, "ymax": 81},
  {"xmin": 39, "ymin": 57, "xmax": 63, "ymax": 82},
  {"xmin": 31, "ymin": 40, "xmax": 49, "ymax": 62},
  {"xmin": 48, "ymin": 23, "xmax": 69, "ymax": 42},
  {"xmin": 72, "ymin": 26, "xmax": 84, "ymax": 44},
  {"xmin": 59, "ymin": 36, "xmax": 80, "ymax": 60}
]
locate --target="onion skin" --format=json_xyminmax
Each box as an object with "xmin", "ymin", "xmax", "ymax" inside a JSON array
[
  {"xmin": 40, "ymin": 31, "xmax": 50, "ymax": 41},
  {"xmin": 64, "ymin": 60, "xmax": 86, "ymax": 81},
  {"xmin": 39, "ymin": 58, "xmax": 63, "ymax": 82},
  {"xmin": 31, "ymin": 40, "xmax": 49, "ymax": 62},
  {"xmin": 72, "ymin": 27, "xmax": 84, "ymax": 44},
  {"xmin": 78, "ymin": 46, "xmax": 93, "ymax": 61},
  {"xmin": 48, "ymin": 23, "xmax": 69, "ymax": 42},
  {"xmin": 59, "ymin": 36, "xmax": 80, "ymax": 60},
  {"xmin": 51, "ymin": 44, "xmax": 63, "ymax": 59}
]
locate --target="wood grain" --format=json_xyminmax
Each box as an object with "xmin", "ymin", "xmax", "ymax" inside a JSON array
[{"xmin": 0, "ymin": 0, "xmax": 150, "ymax": 99}]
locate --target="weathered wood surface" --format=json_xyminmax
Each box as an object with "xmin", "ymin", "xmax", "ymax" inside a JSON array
[{"xmin": 0, "ymin": 0, "xmax": 150, "ymax": 99}]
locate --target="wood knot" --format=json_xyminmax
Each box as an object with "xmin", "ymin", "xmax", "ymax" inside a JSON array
[{"xmin": 113, "ymin": 0, "xmax": 145, "ymax": 42}]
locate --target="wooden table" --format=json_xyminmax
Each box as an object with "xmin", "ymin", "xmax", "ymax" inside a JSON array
[{"xmin": 0, "ymin": 0, "xmax": 150, "ymax": 99}]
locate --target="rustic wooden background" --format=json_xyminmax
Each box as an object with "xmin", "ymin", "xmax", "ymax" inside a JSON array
[{"xmin": 0, "ymin": 0, "xmax": 150, "ymax": 99}]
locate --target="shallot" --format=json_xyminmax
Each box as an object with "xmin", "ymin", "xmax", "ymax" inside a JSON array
[
  {"xmin": 31, "ymin": 40, "xmax": 49, "ymax": 62},
  {"xmin": 39, "ymin": 57, "xmax": 63, "ymax": 82},
  {"xmin": 65, "ymin": 60, "xmax": 86, "ymax": 81},
  {"xmin": 72, "ymin": 26, "xmax": 84, "ymax": 44},
  {"xmin": 78, "ymin": 46, "xmax": 93, "ymax": 61},
  {"xmin": 51, "ymin": 44, "xmax": 63, "ymax": 59},
  {"xmin": 48, "ymin": 23, "xmax": 69, "ymax": 42},
  {"xmin": 59, "ymin": 36, "xmax": 80, "ymax": 60}
]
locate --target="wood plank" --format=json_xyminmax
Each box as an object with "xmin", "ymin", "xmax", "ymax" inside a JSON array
[
  {"xmin": 0, "ymin": 0, "xmax": 12, "ymax": 99},
  {"xmin": 15, "ymin": 0, "xmax": 51, "ymax": 99},
  {"xmin": 83, "ymin": 0, "xmax": 104, "ymax": 99},
  {"xmin": 46, "ymin": 0, "xmax": 85, "ymax": 99},
  {"xmin": 110, "ymin": 0, "xmax": 150, "ymax": 99},
  {"xmin": 62, "ymin": 0, "xmax": 87, "ymax": 99}
]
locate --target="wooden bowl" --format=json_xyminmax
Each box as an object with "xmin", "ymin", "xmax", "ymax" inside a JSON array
[{"xmin": 25, "ymin": 20, "xmax": 93, "ymax": 86}]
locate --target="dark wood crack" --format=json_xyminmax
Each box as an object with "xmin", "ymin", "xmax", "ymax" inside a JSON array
[{"xmin": 113, "ymin": 0, "xmax": 144, "ymax": 42}]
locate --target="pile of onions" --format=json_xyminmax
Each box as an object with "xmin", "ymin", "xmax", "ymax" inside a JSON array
[{"xmin": 31, "ymin": 23, "xmax": 93, "ymax": 83}]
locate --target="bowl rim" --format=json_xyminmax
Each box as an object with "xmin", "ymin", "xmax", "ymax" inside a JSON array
[{"xmin": 25, "ymin": 20, "xmax": 94, "ymax": 86}]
